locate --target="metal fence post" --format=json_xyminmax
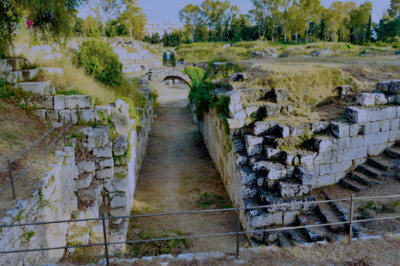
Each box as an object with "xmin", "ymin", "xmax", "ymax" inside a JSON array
[
  {"xmin": 236, "ymin": 203, "xmax": 240, "ymax": 259},
  {"xmin": 101, "ymin": 212, "xmax": 110, "ymax": 266},
  {"xmin": 7, "ymin": 159, "xmax": 16, "ymax": 200},
  {"xmin": 348, "ymin": 193, "xmax": 354, "ymax": 244}
]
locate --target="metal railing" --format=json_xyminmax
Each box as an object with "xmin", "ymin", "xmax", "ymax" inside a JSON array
[
  {"xmin": 0, "ymin": 193, "xmax": 399, "ymax": 266},
  {"xmin": 0, "ymin": 123, "xmax": 72, "ymax": 199}
]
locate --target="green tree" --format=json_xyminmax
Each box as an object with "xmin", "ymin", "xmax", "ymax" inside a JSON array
[
  {"xmin": 99, "ymin": 0, "xmax": 122, "ymax": 22},
  {"xmin": 250, "ymin": 0, "xmax": 267, "ymax": 39},
  {"xmin": 84, "ymin": 14, "xmax": 101, "ymax": 37},
  {"xmin": 179, "ymin": 4, "xmax": 203, "ymax": 42},
  {"xmin": 388, "ymin": 0, "xmax": 400, "ymax": 18},
  {"xmin": 349, "ymin": 1, "xmax": 372, "ymax": 43},
  {"xmin": 119, "ymin": 0, "xmax": 147, "ymax": 40},
  {"xmin": 201, "ymin": 0, "xmax": 231, "ymax": 41},
  {"xmin": 366, "ymin": 14, "xmax": 372, "ymax": 42}
]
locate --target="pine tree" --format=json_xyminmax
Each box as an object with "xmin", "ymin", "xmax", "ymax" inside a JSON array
[{"xmin": 366, "ymin": 14, "xmax": 372, "ymax": 42}]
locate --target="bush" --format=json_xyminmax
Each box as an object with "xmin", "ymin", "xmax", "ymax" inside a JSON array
[{"xmin": 75, "ymin": 40, "xmax": 122, "ymax": 86}]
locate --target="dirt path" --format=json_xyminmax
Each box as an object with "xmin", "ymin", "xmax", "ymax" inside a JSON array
[{"xmin": 127, "ymin": 91, "xmax": 247, "ymax": 258}]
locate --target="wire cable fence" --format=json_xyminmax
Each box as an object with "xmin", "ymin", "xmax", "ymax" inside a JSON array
[
  {"xmin": 0, "ymin": 123, "xmax": 72, "ymax": 200},
  {"xmin": 0, "ymin": 193, "xmax": 399, "ymax": 266}
]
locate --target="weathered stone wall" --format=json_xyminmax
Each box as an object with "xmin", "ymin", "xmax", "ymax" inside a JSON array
[
  {"xmin": 0, "ymin": 98, "xmax": 153, "ymax": 263},
  {"xmin": 196, "ymin": 81, "xmax": 400, "ymax": 242},
  {"xmin": 0, "ymin": 142, "xmax": 79, "ymax": 265}
]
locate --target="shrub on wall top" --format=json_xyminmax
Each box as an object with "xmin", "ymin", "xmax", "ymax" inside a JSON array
[{"xmin": 75, "ymin": 39, "xmax": 122, "ymax": 87}]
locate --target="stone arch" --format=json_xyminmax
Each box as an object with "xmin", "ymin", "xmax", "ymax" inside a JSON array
[
  {"xmin": 161, "ymin": 49, "xmax": 177, "ymax": 62},
  {"xmin": 140, "ymin": 68, "xmax": 191, "ymax": 88}
]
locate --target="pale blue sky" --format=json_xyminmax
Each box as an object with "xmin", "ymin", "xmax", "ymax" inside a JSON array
[{"xmin": 78, "ymin": 0, "xmax": 390, "ymax": 24}]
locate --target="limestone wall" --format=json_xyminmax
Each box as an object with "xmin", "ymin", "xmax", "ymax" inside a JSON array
[
  {"xmin": 0, "ymin": 97, "xmax": 153, "ymax": 263},
  {"xmin": 0, "ymin": 142, "xmax": 79, "ymax": 265},
  {"xmin": 196, "ymin": 81, "xmax": 400, "ymax": 242}
]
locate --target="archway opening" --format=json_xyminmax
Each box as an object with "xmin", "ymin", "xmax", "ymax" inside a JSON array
[{"xmin": 155, "ymin": 76, "xmax": 191, "ymax": 108}]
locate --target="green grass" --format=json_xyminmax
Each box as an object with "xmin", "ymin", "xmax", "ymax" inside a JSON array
[
  {"xmin": 176, "ymin": 41, "xmax": 396, "ymax": 63},
  {"xmin": 197, "ymin": 192, "xmax": 232, "ymax": 209},
  {"xmin": 128, "ymin": 229, "xmax": 189, "ymax": 258}
]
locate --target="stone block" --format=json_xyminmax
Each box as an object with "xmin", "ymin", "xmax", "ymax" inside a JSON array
[
  {"xmin": 291, "ymin": 124, "xmax": 308, "ymax": 137},
  {"xmin": 59, "ymin": 110, "xmax": 71, "ymax": 124},
  {"xmin": 113, "ymin": 136, "xmax": 128, "ymax": 156},
  {"xmin": 227, "ymin": 118, "xmax": 245, "ymax": 130},
  {"xmin": 350, "ymin": 136, "xmax": 365, "ymax": 148},
  {"xmin": 337, "ymin": 85, "xmax": 353, "ymax": 99},
  {"xmin": 356, "ymin": 93, "xmax": 375, "ymax": 106},
  {"xmin": 313, "ymin": 137, "xmax": 332, "ymax": 153},
  {"xmin": 33, "ymin": 109, "xmax": 46, "ymax": 119},
  {"xmin": 238, "ymin": 167, "xmax": 257, "ymax": 186},
  {"xmin": 310, "ymin": 121, "xmax": 330, "ymax": 134},
  {"xmin": 298, "ymin": 151, "xmax": 317, "ymax": 169},
  {"xmin": 279, "ymin": 182, "xmax": 312, "ymax": 198},
  {"xmin": 281, "ymin": 151, "xmax": 296, "ymax": 165},
  {"xmin": 370, "ymin": 121, "xmax": 381, "ymax": 134},
  {"xmin": 314, "ymin": 152, "xmax": 338, "ymax": 165},
  {"xmin": 54, "ymin": 95, "xmax": 65, "ymax": 110},
  {"xmin": 96, "ymin": 168, "xmax": 113, "ymax": 180},
  {"xmin": 104, "ymin": 178, "xmax": 127, "ymax": 193},
  {"xmin": 80, "ymin": 109, "xmax": 95, "ymax": 123},
  {"xmin": 295, "ymin": 167, "xmax": 314, "ymax": 185},
  {"xmin": 349, "ymin": 124, "xmax": 359, "ymax": 137},
  {"xmin": 381, "ymin": 120, "xmax": 390, "ymax": 132},
  {"xmin": 26, "ymin": 96, "xmax": 54, "ymax": 109},
  {"xmin": 375, "ymin": 93, "xmax": 388, "ymax": 105},
  {"xmin": 249, "ymin": 211, "xmax": 283, "ymax": 228},
  {"xmin": 253, "ymin": 121, "xmax": 276, "ymax": 136},
  {"xmin": 109, "ymin": 208, "xmax": 126, "ymax": 217},
  {"xmin": 245, "ymin": 135, "xmax": 264, "ymax": 156},
  {"xmin": 313, "ymin": 174, "xmax": 337, "ymax": 188},
  {"xmin": 78, "ymin": 182, "xmax": 103, "ymax": 202},
  {"xmin": 81, "ymin": 126, "xmax": 109, "ymax": 149},
  {"xmin": 242, "ymin": 186, "xmax": 257, "ymax": 199},
  {"xmin": 389, "ymin": 130, "xmax": 400, "ymax": 142},
  {"xmin": 319, "ymin": 164, "xmax": 333, "ymax": 176},
  {"xmin": 275, "ymin": 123, "xmax": 290, "ymax": 138},
  {"xmin": 93, "ymin": 143, "xmax": 113, "ymax": 158},
  {"xmin": 77, "ymin": 173, "xmax": 93, "ymax": 190},
  {"xmin": 16, "ymin": 82, "xmax": 48, "ymax": 95},
  {"xmin": 283, "ymin": 212, "xmax": 298, "ymax": 225},
  {"xmin": 265, "ymin": 148, "xmax": 280, "ymax": 160},
  {"xmin": 235, "ymin": 153, "xmax": 248, "ymax": 166},
  {"xmin": 64, "ymin": 95, "xmax": 91, "ymax": 109},
  {"xmin": 245, "ymin": 104, "xmax": 260, "ymax": 117},
  {"xmin": 232, "ymin": 109, "xmax": 246, "ymax": 120},
  {"xmin": 330, "ymin": 122, "xmax": 350, "ymax": 138},
  {"xmin": 254, "ymin": 161, "xmax": 286, "ymax": 181},
  {"xmin": 226, "ymin": 90, "xmax": 242, "ymax": 115},
  {"xmin": 365, "ymin": 132, "xmax": 389, "ymax": 145},
  {"xmin": 387, "ymin": 80, "xmax": 400, "ymax": 94},
  {"xmin": 376, "ymin": 81, "xmax": 391, "ymax": 92},
  {"xmin": 21, "ymin": 69, "xmax": 39, "ymax": 80},
  {"xmin": 110, "ymin": 193, "xmax": 127, "ymax": 208},
  {"xmin": 390, "ymin": 119, "xmax": 400, "ymax": 131},
  {"xmin": 85, "ymin": 201, "xmax": 99, "ymax": 219},
  {"xmin": 96, "ymin": 158, "xmax": 114, "ymax": 169},
  {"xmin": 345, "ymin": 107, "xmax": 368, "ymax": 123},
  {"xmin": 45, "ymin": 110, "xmax": 59, "ymax": 121},
  {"xmin": 368, "ymin": 144, "xmax": 387, "ymax": 156},
  {"xmin": 78, "ymin": 160, "xmax": 96, "ymax": 174}
]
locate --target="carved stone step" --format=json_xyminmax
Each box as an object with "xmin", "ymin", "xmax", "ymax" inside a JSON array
[
  {"xmin": 385, "ymin": 147, "xmax": 400, "ymax": 159},
  {"xmin": 298, "ymin": 215, "xmax": 331, "ymax": 242},
  {"xmin": 278, "ymin": 233, "xmax": 292, "ymax": 248},
  {"xmin": 287, "ymin": 229, "xmax": 308, "ymax": 245},
  {"xmin": 339, "ymin": 177, "xmax": 362, "ymax": 192},
  {"xmin": 357, "ymin": 164, "xmax": 386, "ymax": 179},
  {"xmin": 367, "ymin": 155, "xmax": 394, "ymax": 171},
  {"xmin": 317, "ymin": 202, "xmax": 346, "ymax": 233},
  {"xmin": 351, "ymin": 171, "xmax": 383, "ymax": 186}
]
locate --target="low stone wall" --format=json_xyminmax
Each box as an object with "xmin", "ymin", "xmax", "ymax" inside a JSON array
[
  {"xmin": 0, "ymin": 98, "xmax": 153, "ymax": 263},
  {"xmin": 0, "ymin": 142, "xmax": 78, "ymax": 265}
]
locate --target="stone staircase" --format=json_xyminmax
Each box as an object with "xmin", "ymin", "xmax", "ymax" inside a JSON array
[
  {"xmin": 340, "ymin": 141, "xmax": 400, "ymax": 192},
  {"xmin": 274, "ymin": 190, "xmax": 361, "ymax": 247}
]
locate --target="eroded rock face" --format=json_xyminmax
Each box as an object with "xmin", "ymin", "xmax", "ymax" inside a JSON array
[{"xmin": 252, "ymin": 49, "xmax": 278, "ymax": 59}]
